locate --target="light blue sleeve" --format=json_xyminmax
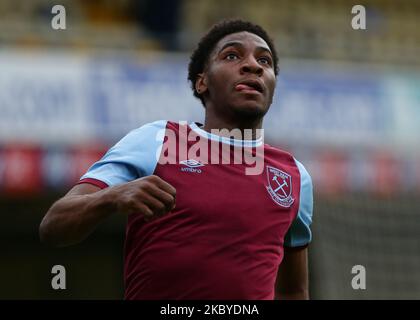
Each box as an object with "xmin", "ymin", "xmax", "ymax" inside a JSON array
[
  {"xmin": 80, "ymin": 120, "xmax": 167, "ymax": 187},
  {"xmin": 284, "ymin": 159, "xmax": 314, "ymax": 248}
]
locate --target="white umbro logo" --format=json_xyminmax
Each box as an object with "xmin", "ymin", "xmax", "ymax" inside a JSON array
[
  {"xmin": 180, "ymin": 159, "xmax": 204, "ymax": 173},
  {"xmin": 180, "ymin": 159, "xmax": 204, "ymax": 168}
]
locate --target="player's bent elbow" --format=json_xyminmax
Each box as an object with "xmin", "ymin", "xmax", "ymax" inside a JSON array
[
  {"xmin": 39, "ymin": 211, "xmax": 73, "ymax": 247},
  {"xmin": 39, "ymin": 215, "xmax": 63, "ymax": 247},
  {"xmin": 39, "ymin": 220, "xmax": 75, "ymax": 247},
  {"xmin": 39, "ymin": 216, "xmax": 55, "ymax": 246}
]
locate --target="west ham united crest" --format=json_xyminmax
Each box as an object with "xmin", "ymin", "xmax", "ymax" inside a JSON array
[{"xmin": 266, "ymin": 166, "xmax": 294, "ymax": 208}]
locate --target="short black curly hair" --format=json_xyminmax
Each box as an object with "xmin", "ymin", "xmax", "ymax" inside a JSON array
[{"xmin": 188, "ymin": 19, "xmax": 279, "ymax": 106}]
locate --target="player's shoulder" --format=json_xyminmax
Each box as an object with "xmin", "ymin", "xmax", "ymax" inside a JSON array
[
  {"xmin": 264, "ymin": 143, "xmax": 296, "ymax": 164},
  {"xmin": 131, "ymin": 120, "xmax": 169, "ymax": 133},
  {"xmin": 130, "ymin": 119, "xmax": 186, "ymax": 134},
  {"xmin": 264, "ymin": 143, "xmax": 312, "ymax": 179},
  {"xmin": 294, "ymin": 158, "xmax": 312, "ymax": 184},
  {"xmin": 112, "ymin": 120, "xmax": 169, "ymax": 151},
  {"xmin": 123, "ymin": 119, "xmax": 170, "ymax": 139}
]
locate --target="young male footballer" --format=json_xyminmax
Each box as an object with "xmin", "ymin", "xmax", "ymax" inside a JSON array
[{"xmin": 40, "ymin": 19, "xmax": 313, "ymax": 300}]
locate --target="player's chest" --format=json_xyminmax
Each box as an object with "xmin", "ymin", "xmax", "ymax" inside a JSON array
[{"xmin": 154, "ymin": 161, "xmax": 300, "ymax": 230}]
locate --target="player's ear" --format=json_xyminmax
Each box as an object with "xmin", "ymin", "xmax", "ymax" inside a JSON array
[{"xmin": 195, "ymin": 73, "xmax": 208, "ymax": 96}]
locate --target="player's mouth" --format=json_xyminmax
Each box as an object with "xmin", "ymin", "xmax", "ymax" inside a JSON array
[{"xmin": 234, "ymin": 79, "xmax": 264, "ymax": 95}]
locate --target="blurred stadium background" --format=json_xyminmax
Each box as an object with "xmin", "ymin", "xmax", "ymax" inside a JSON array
[{"xmin": 0, "ymin": 0, "xmax": 419, "ymax": 299}]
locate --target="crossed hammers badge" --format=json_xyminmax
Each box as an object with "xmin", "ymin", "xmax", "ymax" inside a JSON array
[{"xmin": 265, "ymin": 166, "xmax": 294, "ymax": 208}]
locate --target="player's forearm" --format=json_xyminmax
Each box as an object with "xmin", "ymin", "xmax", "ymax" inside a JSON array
[{"xmin": 39, "ymin": 189, "xmax": 116, "ymax": 247}]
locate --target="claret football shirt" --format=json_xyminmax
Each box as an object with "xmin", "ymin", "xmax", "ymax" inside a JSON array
[{"xmin": 79, "ymin": 120, "xmax": 313, "ymax": 300}]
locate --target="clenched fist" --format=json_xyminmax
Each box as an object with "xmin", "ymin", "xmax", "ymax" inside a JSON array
[{"xmin": 109, "ymin": 175, "xmax": 177, "ymax": 221}]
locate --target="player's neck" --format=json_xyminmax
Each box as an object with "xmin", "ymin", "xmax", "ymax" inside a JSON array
[{"xmin": 203, "ymin": 114, "xmax": 263, "ymax": 141}]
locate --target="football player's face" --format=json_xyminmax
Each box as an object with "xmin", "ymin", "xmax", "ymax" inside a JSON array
[{"xmin": 196, "ymin": 31, "xmax": 276, "ymax": 118}]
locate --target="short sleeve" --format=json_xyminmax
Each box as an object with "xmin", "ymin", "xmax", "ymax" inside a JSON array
[
  {"xmin": 79, "ymin": 120, "xmax": 167, "ymax": 187},
  {"xmin": 284, "ymin": 159, "xmax": 314, "ymax": 248}
]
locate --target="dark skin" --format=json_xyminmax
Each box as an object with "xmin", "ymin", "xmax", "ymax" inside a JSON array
[
  {"xmin": 39, "ymin": 31, "xmax": 309, "ymax": 299},
  {"xmin": 275, "ymin": 247, "xmax": 309, "ymax": 300},
  {"xmin": 196, "ymin": 31, "xmax": 276, "ymax": 139}
]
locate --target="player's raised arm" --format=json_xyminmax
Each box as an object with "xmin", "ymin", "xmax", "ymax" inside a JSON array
[{"xmin": 39, "ymin": 175, "xmax": 176, "ymax": 247}]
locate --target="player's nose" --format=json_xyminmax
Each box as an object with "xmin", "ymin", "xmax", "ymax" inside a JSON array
[{"xmin": 240, "ymin": 55, "xmax": 263, "ymax": 76}]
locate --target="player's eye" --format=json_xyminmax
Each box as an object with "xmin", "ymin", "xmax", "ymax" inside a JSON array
[
  {"xmin": 258, "ymin": 56, "xmax": 272, "ymax": 65},
  {"xmin": 225, "ymin": 53, "xmax": 239, "ymax": 60}
]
